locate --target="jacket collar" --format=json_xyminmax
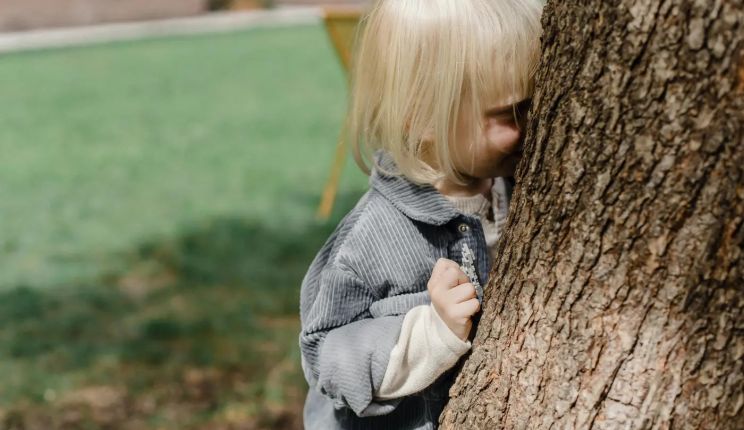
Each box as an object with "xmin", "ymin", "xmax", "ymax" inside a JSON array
[{"xmin": 368, "ymin": 149, "xmax": 460, "ymax": 226}]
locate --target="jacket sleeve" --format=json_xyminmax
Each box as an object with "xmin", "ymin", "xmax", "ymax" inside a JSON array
[
  {"xmin": 299, "ymin": 264, "xmax": 406, "ymax": 417},
  {"xmin": 374, "ymin": 303, "xmax": 471, "ymax": 400}
]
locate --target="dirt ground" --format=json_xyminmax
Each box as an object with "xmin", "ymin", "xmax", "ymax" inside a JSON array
[{"xmin": 0, "ymin": 0, "xmax": 369, "ymax": 32}]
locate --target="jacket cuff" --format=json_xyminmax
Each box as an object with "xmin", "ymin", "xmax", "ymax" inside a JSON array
[{"xmin": 317, "ymin": 314, "xmax": 407, "ymax": 417}]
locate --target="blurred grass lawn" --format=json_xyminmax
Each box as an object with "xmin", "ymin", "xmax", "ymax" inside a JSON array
[{"xmin": 0, "ymin": 24, "xmax": 368, "ymax": 429}]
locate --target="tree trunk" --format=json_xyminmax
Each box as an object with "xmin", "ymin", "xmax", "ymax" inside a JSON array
[{"xmin": 440, "ymin": 1, "xmax": 743, "ymax": 429}]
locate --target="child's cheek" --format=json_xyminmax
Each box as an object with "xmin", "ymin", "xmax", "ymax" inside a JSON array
[{"xmin": 484, "ymin": 120, "xmax": 522, "ymax": 155}]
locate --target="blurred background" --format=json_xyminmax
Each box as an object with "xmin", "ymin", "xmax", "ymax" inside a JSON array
[{"xmin": 0, "ymin": 1, "xmax": 369, "ymax": 428}]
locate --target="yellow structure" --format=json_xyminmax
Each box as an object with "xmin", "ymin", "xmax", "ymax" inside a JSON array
[{"xmin": 316, "ymin": 7, "xmax": 363, "ymax": 220}]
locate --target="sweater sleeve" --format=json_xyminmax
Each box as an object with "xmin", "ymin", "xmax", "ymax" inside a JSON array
[
  {"xmin": 374, "ymin": 303, "xmax": 471, "ymax": 400},
  {"xmin": 299, "ymin": 264, "xmax": 406, "ymax": 417}
]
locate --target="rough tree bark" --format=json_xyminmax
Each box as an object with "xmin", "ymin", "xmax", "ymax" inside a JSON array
[{"xmin": 440, "ymin": 1, "xmax": 743, "ymax": 429}]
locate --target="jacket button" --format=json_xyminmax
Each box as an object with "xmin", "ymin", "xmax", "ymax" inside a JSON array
[{"xmin": 458, "ymin": 223, "xmax": 470, "ymax": 233}]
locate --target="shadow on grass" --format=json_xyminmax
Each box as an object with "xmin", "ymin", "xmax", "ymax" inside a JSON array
[{"xmin": 0, "ymin": 190, "xmax": 365, "ymax": 430}]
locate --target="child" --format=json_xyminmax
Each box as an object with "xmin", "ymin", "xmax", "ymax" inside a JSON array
[{"xmin": 299, "ymin": 0, "xmax": 542, "ymax": 428}]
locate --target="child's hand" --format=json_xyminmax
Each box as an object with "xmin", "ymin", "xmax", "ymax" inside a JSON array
[{"xmin": 427, "ymin": 258, "xmax": 481, "ymax": 341}]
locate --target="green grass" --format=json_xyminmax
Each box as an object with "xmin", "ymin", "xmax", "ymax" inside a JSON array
[
  {"xmin": 0, "ymin": 24, "xmax": 368, "ymax": 291},
  {"xmin": 0, "ymin": 24, "xmax": 368, "ymax": 429}
]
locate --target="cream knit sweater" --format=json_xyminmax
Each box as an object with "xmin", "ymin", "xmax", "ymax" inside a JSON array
[{"xmin": 374, "ymin": 177, "xmax": 510, "ymax": 399}]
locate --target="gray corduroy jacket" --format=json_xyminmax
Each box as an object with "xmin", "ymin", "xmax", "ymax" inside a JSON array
[{"xmin": 299, "ymin": 149, "xmax": 512, "ymax": 429}]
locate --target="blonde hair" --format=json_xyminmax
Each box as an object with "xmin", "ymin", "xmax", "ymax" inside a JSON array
[{"xmin": 346, "ymin": 0, "xmax": 543, "ymax": 186}]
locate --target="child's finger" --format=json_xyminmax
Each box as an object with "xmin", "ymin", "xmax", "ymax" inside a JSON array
[
  {"xmin": 438, "ymin": 260, "xmax": 470, "ymax": 286},
  {"xmin": 430, "ymin": 260, "xmax": 468, "ymax": 291},
  {"xmin": 446, "ymin": 282, "xmax": 477, "ymax": 304},
  {"xmin": 454, "ymin": 270, "xmax": 470, "ymax": 287},
  {"xmin": 435, "ymin": 267, "xmax": 463, "ymax": 292},
  {"xmin": 451, "ymin": 297, "xmax": 481, "ymax": 318},
  {"xmin": 443, "ymin": 268, "xmax": 470, "ymax": 292},
  {"xmin": 431, "ymin": 258, "xmax": 460, "ymax": 277}
]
